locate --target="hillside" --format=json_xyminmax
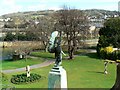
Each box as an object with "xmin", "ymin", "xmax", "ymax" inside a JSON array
[
  {"xmin": 84, "ymin": 9, "xmax": 119, "ymax": 16},
  {"xmin": 1, "ymin": 9, "xmax": 119, "ymax": 19},
  {"xmin": 1, "ymin": 10, "xmax": 55, "ymax": 20}
]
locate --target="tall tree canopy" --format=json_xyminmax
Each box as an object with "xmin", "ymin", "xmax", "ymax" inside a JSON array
[{"xmin": 98, "ymin": 17, "xmax": 120, "ymax": 48}]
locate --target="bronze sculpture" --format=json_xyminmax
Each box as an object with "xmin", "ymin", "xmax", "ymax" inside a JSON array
[{"xmin": 48, "ymin": 31, "xmax": 63, "ymax": 67}]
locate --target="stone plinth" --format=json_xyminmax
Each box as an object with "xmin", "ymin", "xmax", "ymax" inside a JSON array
[{"xmin": 48, "ymin": 66, "xmax": 67, "ymax": 90}]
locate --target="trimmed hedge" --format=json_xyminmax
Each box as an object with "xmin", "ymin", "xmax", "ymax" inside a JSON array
[{"xmin": 11, "ymin": 73, "xmax": 41, "ymax": 84}]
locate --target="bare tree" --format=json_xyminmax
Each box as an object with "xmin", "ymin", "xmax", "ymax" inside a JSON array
[
  {"xmin": 27, "ymin": 15, "xmax": 55, "ymax": 51},
  {"xmin": 37, "ymin": 16, "xmax": 55, "ymax": 51},
  {"xmin": 54, "ymin": 7, "xmax": 89, "ymax": 59}
]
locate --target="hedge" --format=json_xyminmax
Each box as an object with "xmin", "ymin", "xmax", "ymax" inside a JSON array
[{"xmin": 98, "ymin": 46, "xmax": 120, "ymax": 61}]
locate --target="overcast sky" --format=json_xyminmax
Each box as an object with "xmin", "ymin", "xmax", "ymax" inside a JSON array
[{"xmin": 0, "ymin": 0, "xmax": 120, "ymax": 16}]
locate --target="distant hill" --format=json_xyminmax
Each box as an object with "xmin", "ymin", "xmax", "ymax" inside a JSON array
[
  {"xmin": 1, "ymin": 9, "xmax": 119, "ymax": 19},
  {"xmin": 1, "ymin": 10, "xmax": 55, "ymax": 20},
  {"xmin": 84, "ymin": 9, "xmax": 119, "ymax": 18}
]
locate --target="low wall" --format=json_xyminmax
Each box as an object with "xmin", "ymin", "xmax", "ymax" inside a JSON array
[{"xmin": 0, "ymin": 41, "xmax": 44, "ymax": 50}]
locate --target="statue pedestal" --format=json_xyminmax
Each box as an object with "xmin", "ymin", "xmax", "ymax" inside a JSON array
[{"xmin": 48, "ymin": 66, "xmax": 67, "ymax": 90}]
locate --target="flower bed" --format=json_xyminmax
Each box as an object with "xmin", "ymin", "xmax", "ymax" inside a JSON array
[{"xmin": 11, "ymin": 73, "xmax": 41, "ymax": 84}]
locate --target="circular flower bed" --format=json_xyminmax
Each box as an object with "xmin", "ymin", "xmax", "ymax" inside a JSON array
[{"xmin": 11, "ymin": 73, "xmax": 41, "ymax": 84}]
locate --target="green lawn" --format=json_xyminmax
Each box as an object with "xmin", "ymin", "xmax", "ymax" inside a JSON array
[
  {"xmin": 30, "ymin": 51, "xmax": 55, "ymax": 59},
  {"xmin": 2, "ymin": 52, "xmax": 116, "ymax": 88},
  {"xmin": 1, "ymin": 58, "xmax": 45, "ymax": 70},
  {"xmin": 1, "ymin": 51, "xmax": 55, "ymax": 70},
  {"xmin": 30, "ymin": 51, "xmax": 68, "ymax": 59},
  {"xmin": 63, "ymin": 54, "xmax": 116, "ymax": 88}
]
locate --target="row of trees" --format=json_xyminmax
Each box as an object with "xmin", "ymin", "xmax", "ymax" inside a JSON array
[
  {"xmin": 4, "ymin": 32, "xmax": 38, "ymax": 41},
  {"xmin": 15, "ymin": 7, "xmax": 89, "ymax": 59},
  {"xmin": 3, "ymin": 7, "xmax": 98, "ymax": 60}
]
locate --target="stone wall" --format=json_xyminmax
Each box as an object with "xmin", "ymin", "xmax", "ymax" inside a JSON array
[{"xmin": 1, "ymin": 41, "xmax": 44, "ymax": 50}]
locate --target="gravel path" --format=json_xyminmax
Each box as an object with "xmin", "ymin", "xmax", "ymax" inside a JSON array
[{"xmin": 2, "ymin": 60, "xmax": 54, "ymax": 74}]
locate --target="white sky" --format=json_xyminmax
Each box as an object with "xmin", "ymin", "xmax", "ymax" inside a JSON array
[{"xmin": 0, "ymin": 0, "xmax": 120, "ymax": 16}]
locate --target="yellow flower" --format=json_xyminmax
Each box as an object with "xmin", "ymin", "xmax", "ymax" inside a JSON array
[{"xmin": 104, "ymin": 46, "xmax": 113, "ymax": 53}]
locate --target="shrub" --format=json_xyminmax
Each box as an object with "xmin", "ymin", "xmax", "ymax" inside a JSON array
[
  {"xmin": 99, "ymin": 46, "xmax": 120, "ymax": 61},
  {"xmin": 111, "ymin": 51, "xmax": 118, "ymax": 61},
  {"xmin": 96, "ymin": 44, "xmax": 101, "ymax": 57},
  {"xmin": 11, "ymin": 73, "xmax": 41, "ymax": 84},
  {"xmin": 100, "ymin": 48, "xmax": 106, "ymax": 59},
  {"xmin": 115, "ymin": 50, "xmax": 120, "ymax": 60},
  {"xmin": 104, "ymin": 46, "xmax": 113, "ymax": 54}
]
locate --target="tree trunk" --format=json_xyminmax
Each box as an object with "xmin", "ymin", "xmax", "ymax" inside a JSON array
[
  {"xmin": 111, "ymin": 63, "xmax": 120, "ymax": 90},
  {"xmin": 68, "ymin": 39, "xmax": 74, "ymax": 59},
  {"xmin": 68, "ymin": 44, "xmax": 72, "ymax": 59},
  {"xmin": 69, "ymin": 48, "xmax": 74, "ymax": 59},
  {"xmin": 43, "ymin": 41, "xmax": 48, "ymax": 52},
  {"xmin": 45, "ymin": 44, "xmax": 48, "ymax": 52}
]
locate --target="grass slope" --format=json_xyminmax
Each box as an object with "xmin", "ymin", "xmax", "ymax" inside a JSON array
[{"xmin": 63, "ymin": 54, "xmax": 116, "ymax": 88}]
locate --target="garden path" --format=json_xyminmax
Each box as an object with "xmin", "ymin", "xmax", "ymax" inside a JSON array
[{"xmin": 2, "ymin": 60, "xmax": 54, "ymax": 74}]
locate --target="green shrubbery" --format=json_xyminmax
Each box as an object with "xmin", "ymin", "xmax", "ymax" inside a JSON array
[
  {"xmin": 98, "ymin": 46, "xmax": 120, "ymax": 61},
  {"xmin": 4, "ymin": 32, "xmax": 39, "ymax": 41},
  {"xmin": 97, "ymin": 18, "xmax": 120, "ymax": 61},
  {"xmin": 11, "ymin": 73, "xmax": 41, "ymax": 84}
]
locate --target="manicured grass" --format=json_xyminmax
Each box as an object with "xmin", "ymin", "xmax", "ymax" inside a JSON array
[
  {"xmin": 30, "ymin": 51, "xmax": 55, "ymax": 59},
  {"xmin": 74, "ymin": 49, "xmax": 88, "ymax": 55},
  {"xmin": 30, "ymin": 51, "xmax": 68, "ymax": 59},
  {"xmin": 1, "ymin": 58, "xmax": 44, "ymax": 70},
  {"xmin": 63, "ymin": 53, "xmax": 116, "ymax": 88},
  {"xmin": 2, "ymin": 53, "xmax": 116, "ymax": 88}
]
